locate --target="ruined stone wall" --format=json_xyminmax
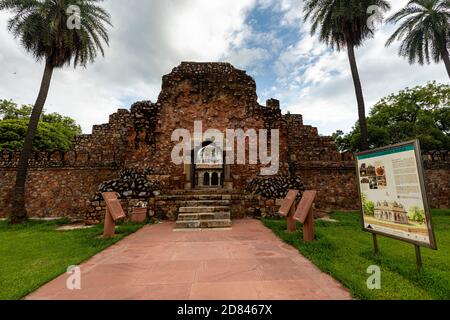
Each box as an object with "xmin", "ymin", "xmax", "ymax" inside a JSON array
[
  {"xmin": 125, "ymin": 62, "xmax": 291, "ymax": 191},
  {"xmin": 0, "ymin": 166, "xmax": 118, "ymax": 219},
  {"xmin": 285, "ymin": 113, "xmax": 358, "ymax": 210},
  {"xmin": 425, "ymin": 169, "xmax": 449, "ymax": 209},
  {"xmin": 423, "ymin": 153, "xmax": 450, "ymax": 209},
  {"xmin": 290, "ymin": 151, "xmax": 449, "ymax": 211},
  {"xmin": 0, "ymin": 62, "xmax": 448, "ymax": 221},
  {"xmin": 284, "ymin": 116, "xmax": 450, "ymax": 211},
  {"xmin": 0, "ymin": 104, "xmax": 131, "ymax": 219},
  {"xmin": 293, "ymin": 165, "xmax": 360, "ymax": 211},
  {"xmin": 73, "ymin": 109, "xmax": 132, "ymax": 164},
  {"xmin": 285, "ymin": 114, "xmax": 342, "ymax": 163}
]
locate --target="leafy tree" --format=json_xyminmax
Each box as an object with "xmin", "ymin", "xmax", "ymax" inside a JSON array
[
  {"xmin": 303, "ymin": 0, "xmax": 391, "ymax": 151},
  {"xmin": 0, "ymin": 99, "xmax": 81, "ymax": 151},
  {"xmin": 334, "ymin": 82, "xmax": 450, "ymax": 152},
  {"xmin": 0, "ymin": 0, "xmax": 112, "ymax": 224},
  {"xmin": 1, "ymin": 99, "xmax": 81, "ymax": 130},
  {"xmin": 408, "ymin": 206, "xmax": 426, "ymax": 224},
  {"xmin": 0, "ymin": 119, "xmax": 72, "ymax": 151},
  {"xmin": 0, "ymin": 99, "xmax": 32, "ymax": 120},
  {"xmin": 386, "ymin": 0, "xmax": 450, "ymax": 78},
  {"xmin": 362, "ymin": 193, "xmax": 375, "ymax": 216}
]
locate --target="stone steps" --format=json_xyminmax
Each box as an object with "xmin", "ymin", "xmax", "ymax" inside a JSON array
[
  {"xmin": 177, "ymin": 212, "xmax": 231, "ymax": 221},
  {"xmin": 167, "ymin": 188, "xmax": 236, "ymax": 195},
  {"xmin": 156, "ymin": 194, "xmax": 232, "ymax": 201},
  {"xmin": 175, "ymin": 219, "xmax": 232, "ymax": 229},
  {"xmin": 180, "ymin": 200, "xmax": 231, "ymax": 207},
  {"xmin": 179, "ymin": 206, "xmax": 230, "ymax": 214},
  {"xmin": 174, "ymin": 191, "xmax": 233, "ymax": 230}
]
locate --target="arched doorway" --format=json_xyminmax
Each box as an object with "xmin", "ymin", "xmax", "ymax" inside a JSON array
[
  {"xmin": 203, "ymin": 172, "xmax": 210, "ymax": 186},
  {"xmin": 192, "ymin": 141, "xmax": 224, "ymax": 188},
  {"xmin": 211, "ymin": 172, "xmax": 219, "ymax": 186}
]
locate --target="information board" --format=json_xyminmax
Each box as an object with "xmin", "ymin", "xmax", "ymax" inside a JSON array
[{"xmin": 356, "ymin": 140, "xmax": 437, "ymax": 249}]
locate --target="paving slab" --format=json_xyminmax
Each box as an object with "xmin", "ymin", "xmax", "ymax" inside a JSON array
[{"xmin": 27, "ymin": 220, "xmax": 351, "ymax": 300}]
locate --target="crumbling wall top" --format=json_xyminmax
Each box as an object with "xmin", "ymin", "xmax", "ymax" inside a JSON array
[
  {"xmin": 164, "ymin": 61, "xmax": 251, "ymax": 79},
  {"xmin": 157, "ymin": 62, "xmax": 258, "ymax": 108}
]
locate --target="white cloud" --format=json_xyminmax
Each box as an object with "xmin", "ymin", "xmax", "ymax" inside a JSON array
[
  {"xmin": 270, "ymin": 0, "xmax": 449, "ymax": 135},
  {"xmin": 0, "ymin": 0, "xmax": 448, "ymax": 137},
  {"xmin": 226, "ymin": 47, "xmax": 271, "ymax": 70},
  {"xmin": 0, "ymin": 0, "xmax": 257, "ymax": 132}
]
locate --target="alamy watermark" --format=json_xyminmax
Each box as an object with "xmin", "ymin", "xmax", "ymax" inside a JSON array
[
  {"xmin": 171, "ymin": 121, "xmax": 280, "ymax": 176},
  {"xmin": 66, "ymin": 5, "xmax": 81, "ymax": 30},
  {"xmin": 367, "ymin": 5, "xmax": 384, "ymax": 31},
  {"xmin": 66, "ymin": 265, "xmax": 81, "ymax": 290},
  {"xmin": 367, "ymin": 265, "xmax": 381, "ymax": 290}
]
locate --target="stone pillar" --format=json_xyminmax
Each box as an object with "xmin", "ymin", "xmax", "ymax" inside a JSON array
[
  {"xmin": 184, "ymin": 164, "xmax": 192, "ymax": 190},
  {"xmin": 224, "ymin": 165, "xmax": 233, "ymax": 190}
]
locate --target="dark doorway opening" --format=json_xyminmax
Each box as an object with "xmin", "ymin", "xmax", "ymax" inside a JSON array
[{"xmin": 191, "ymin": 141, "xmax": 225, "ymax": 188}]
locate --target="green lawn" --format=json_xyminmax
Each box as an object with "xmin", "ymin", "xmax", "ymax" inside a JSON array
[
  {"xmin": 262, "ymin": 210, "xmax": 450, "ymax": 300},
  {"xmin": 0, "ymin": 219, "xmax": 146, "ymax": 300}
]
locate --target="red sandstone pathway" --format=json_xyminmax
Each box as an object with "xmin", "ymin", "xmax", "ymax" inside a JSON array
[{"xmin": 27, "ymin": 220, "xmax": 351, "ymax": 300}]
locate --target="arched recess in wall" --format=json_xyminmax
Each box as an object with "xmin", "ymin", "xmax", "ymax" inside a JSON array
[
  {"xmin": 203, "ymin": 172, "xmax": 210, "ymax": 186},
  {"xmin": 49, "ymin": 150, "xmax": 64, "ymax": 167},
  {"xmin": 64, "ymin": 150, "xmax": 77, "ymax": 166},
  {"xmin": 211, "ymin": 172, "xmax": 219, "ymax": 186},
  {"xmin": 76, "ymin": 151, "xmax": 90, "ymax": 166}
]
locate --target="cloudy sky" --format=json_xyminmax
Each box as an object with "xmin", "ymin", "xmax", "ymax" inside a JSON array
[{"xmin": 0, "ymin": 0, "xmax": 448, "ymax": 135}]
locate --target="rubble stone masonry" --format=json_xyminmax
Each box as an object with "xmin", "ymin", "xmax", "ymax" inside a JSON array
[{"xmin": 0, "ymin": 62, "xmax": 448, "ymax": 221}]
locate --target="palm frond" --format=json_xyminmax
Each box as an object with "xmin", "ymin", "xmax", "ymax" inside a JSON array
[
  {"xmin": 387, "ymin": 0, "xmax": 450, "ymax": 65},
  {"xmin": 303, "ymin": 0, "xmax": 391, "ymax": 50},
  {"xmin": 0, "ymin": 0, "xmax": 112, "ymax": 68}
]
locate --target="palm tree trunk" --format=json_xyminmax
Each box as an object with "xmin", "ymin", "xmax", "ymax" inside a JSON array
[
  {"xmin": 441, "ymin": 48, "xmax": 450, "ymax": 79},
  {"xmin": 10, "ymin": 59, "xmax": 54, "ymax": 224},
  {"xmin": 346, "ymin": 42, "xmax": 369, "ymax": 151}
]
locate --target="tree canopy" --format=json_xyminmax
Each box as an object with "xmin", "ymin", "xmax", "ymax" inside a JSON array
[
  {"xmin": 1, "ymin": 0, "xmax": 112, "ymax": 222},
  {"xmin": 303, "ymin": 0, "xmax": 390, "ymax": 50},
  {"xmin": 303, "ymin": 0, "xmax": 391, "ymax": 150},
  {"xmin": 0, "ymin": 99, "xmax": 82, "ymax": 151},
  {"xmin": 333, "ymin": 82, "xmax": 450, "ymax": 152},
  {"xmin": 386, "ymin": 0, "xmax": 450, "ymax": 77},
  {"xmin": 0, "ymin": 0, "xmax": 112, "ymax": 68}
]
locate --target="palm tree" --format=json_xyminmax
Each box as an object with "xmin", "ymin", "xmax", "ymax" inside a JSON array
[
  {"xmin": 0, "ymin": 0, "xmax": 112, "ymax": 224},
  {"xmin": 303, "ymin": 0, "xmax": 390, "ymax": 151},
  {"xmin": 386, "ymin": 0, "xmax": 450, "ymax": 79}
]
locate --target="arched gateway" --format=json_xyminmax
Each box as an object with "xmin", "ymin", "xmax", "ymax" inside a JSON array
[
  {"xmin": 81, "ymin": 62, "xmax": 351, "ymax": 227},
  {"xmin": 120, "ymin": 62, "xmax": 347, "ymax": 229},
  {"xmin": 0, "ymin": 62, "xmax": 362, "ymax": 227},
  {"xmin": 192, "ymin": 141, "xmax": 224, "ymax": 188}
]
